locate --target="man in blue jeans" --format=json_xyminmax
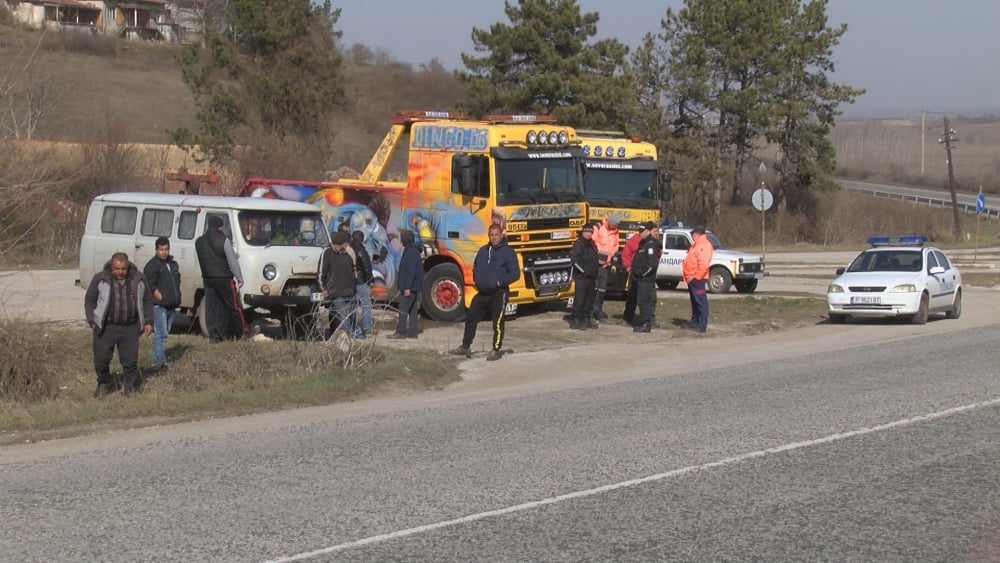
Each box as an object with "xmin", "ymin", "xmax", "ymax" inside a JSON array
[{"xmin": 143, "ymin": 237, "xmax": 181, "ymax": 368}]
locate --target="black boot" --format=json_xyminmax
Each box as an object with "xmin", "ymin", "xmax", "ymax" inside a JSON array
[
  {"xmin": 593, "ymin": 294, "xmax": 607, "ymax": 320},
  {"xmin": 570, "ymin": 317, "xmax": 587, "ymax": 330},
  {"xmin": 633, "ymin": 323, "xmax": 651, "ymax": 333}
]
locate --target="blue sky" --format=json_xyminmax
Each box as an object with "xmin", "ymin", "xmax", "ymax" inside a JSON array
[{"xmin": 337, "ymin": 0, "xmax": 1000, "ymax": 118}]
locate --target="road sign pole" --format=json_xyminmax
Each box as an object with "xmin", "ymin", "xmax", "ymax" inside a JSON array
[
  {"xmin": 756, "ymin": 161, "xmax": 768, "ymax": 264},
  {"xmin": 975, "ymin": 185, "xmax": 983, "ymax": 263}
]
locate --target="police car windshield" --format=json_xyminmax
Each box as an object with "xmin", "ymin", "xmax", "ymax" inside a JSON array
[
  {"xmin": 847, "ymin": 249, "xmax": 923, "ymax": 273},
  {"xmin": 238, "ymin": 212, "xmax": 329, "ymax": 247},
  {"xmin": 496, "ymin": 159, "xmax": 583, "ymax": 205}
]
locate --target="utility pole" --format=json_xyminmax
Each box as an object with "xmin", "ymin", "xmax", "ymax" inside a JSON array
[
  {"xmin": 940, "ymin": 117, "xmax": 961, "ymax": 239},
  {"xmin": 920, "ymin": 111, "xmax": 925, "ymax": 176}
]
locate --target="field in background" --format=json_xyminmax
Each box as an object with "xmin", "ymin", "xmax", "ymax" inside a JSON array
[{"xmin": 831, "ymin": 116, "xmax": 1000, "ymax": 196}]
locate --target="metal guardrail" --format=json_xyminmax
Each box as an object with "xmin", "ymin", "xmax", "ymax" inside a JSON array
[{"xmin": 846, "ymin": 186, "xmax": 1000, "ymax": 220}]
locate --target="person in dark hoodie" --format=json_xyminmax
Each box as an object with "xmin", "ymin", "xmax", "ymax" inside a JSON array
[
  {"xmin": 450, "ymin": 223, "xmax": 520, "ymax": 361},
  {"xmin": 143, "ymin": 236, "xmax": 181, "ymax": 368},
  {"xmin": 84, "ymin": 252, "xmax": 154, "ymax": 397},
  {"xmin": 319, "ymin": 230, "xmax": 357, "ymax": 337},
  {"xmin": 389, "ymin": 230, "xmax": 423, "ymax": 339},
  {"xmin": 569, "ymin": 223, "xmax": 600, "ymax": 330}
]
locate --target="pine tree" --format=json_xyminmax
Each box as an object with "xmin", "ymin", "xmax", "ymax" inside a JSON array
[{"xmin": 458, "ymin": 0, "xmax": 633, "ymax": 128}]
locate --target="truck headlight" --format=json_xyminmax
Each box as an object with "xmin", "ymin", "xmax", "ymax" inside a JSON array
[{"xmin": 263, "ymin": 264, "xmax": 277, "ymax": 281}]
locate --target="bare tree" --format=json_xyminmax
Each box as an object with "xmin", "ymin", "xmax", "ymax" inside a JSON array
[{"xmin": 0, "ymin": 32, "xmax": 59, "ymax": 141}]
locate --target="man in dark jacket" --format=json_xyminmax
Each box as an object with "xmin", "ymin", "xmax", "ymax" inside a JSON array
[
  {"xmin": 351, "ymin": 230, "xmax": 376, "ymax": 338},
  {"xmin": 631, "ymin": 222, "xmax": 662, "ymax": 333},
  {"xmin": 143, "ymin": 236, "xmax": 181, "ymax": 368},
  {"xmin": 450, "ymin": 223, "xmax": 520, "ymax": 361},
  {"xmin": 319, "ymin": 230, "xmax": 357, "ymax": 336},
  {"xmin": 569, "ymin": 223, "xmax": 600, "ymax": 330},
  {"xmin": 390, "ymin": 230, "xmax": 423, "ymax": 339},
  {"xmin": 84, "ymin": 252, "xmax": 154, "ymax": 397},
  {"xmin": 195, "ymin": 215, "xmax": 246, "ymax": 343}
]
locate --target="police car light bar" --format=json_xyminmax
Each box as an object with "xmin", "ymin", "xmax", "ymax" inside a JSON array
[{"xmin": 867, "ymin": 235, "xmax": 928, "ymax": 247}]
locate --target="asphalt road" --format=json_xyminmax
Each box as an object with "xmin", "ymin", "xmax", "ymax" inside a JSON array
[{"xmin": 2, "ymin": 267, "xmax": 1000, "ymax": 561}]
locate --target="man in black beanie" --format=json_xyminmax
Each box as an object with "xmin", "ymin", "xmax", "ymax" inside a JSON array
[{"xmin": 195, "ymin": 215, "xmax": 246, "ymax": 342}]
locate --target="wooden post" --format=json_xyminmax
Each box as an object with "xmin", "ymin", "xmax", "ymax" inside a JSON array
[{"xmin": 942, "ymin": 118, "xmax": 961, "ymax": 239}]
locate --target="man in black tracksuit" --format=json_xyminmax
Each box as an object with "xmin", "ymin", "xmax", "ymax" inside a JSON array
[
  {"xmin": 195, "ymin": 215, "xmax": 246, "ymax": 343},
  {"xmin": 451, "ymin": 223, "xmax": 520, "ymax": 361},
  {"xmin": 631, "ymin": 222, "xmax": 662, "ymax": 333},
  {"xmin": 569, "ymin": 223, "xmax": 600, "ymax": 330}
]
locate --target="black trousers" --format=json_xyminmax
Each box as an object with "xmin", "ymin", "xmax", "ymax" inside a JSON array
[
  {"xmin": 593, "ymin": 267, "xmax": 609, "ymax": 313},
  {"xmin": 623, "ymin": 272, "xmax": 638, "ymax": 322},
  {"xmin": 395, "ymin": 292, "xmax": 420, "ymax": 337},
  {"xmin": 635, "ymin": 278, "xmax": 656, "ymax": 326},
  {"xmin": 203, "ymin": 277, "xmax": 246, "ymax": 342},
  {"xmin": 571, "ymin": 276, "xmax": 596, "ymax": 321},
  {"xmin": 462, "ymin": 290, "xmax": 508, "ymax": 351},
  {"xmin": 93, "ymin": 322, "xmax": 141, "ymax": 391}
]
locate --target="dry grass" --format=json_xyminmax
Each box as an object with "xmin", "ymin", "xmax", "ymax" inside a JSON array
[
  {"xmin": 0, "ymin": 326, "xmax": 461, "ymax": 444},
  {"xmin": 832, "ymin": 116, "xmax": 1000, "ymax": 196}
]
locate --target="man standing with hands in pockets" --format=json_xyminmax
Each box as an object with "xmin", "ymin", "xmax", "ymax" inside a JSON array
[{"xmin": 683, "ymin": 226, "xmax": 714, "ymax": 333}]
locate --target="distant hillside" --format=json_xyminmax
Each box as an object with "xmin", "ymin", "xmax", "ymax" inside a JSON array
[
  {"xmin": 1, "ymin": 27, "xmax": 197, "ymax": 143},
  {"xmin": 1, "ymin": 25, "xmax": 469, "ymax": 174}
]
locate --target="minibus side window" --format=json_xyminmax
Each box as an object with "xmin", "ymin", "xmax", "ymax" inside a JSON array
[
  {"xmin": 178, "ymin": 211, "xmax": 197, "ymax": 240},
  {"xmin": 141, "ymin": 208, "xmax": 174, "ymax": 237},
  {"xmin": 101, "ymin": 206, "xmax": 137, "ymax": 235}
]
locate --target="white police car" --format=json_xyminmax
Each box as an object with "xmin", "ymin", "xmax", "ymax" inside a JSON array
[{"xmin": 826, "ymin": 236, "xmax": 962, "ymax": 324}]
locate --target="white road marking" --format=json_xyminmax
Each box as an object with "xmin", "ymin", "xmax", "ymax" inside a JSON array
[{"xmin": 263, "ymin": 396, "xmax": 1000, "ymax": 562}]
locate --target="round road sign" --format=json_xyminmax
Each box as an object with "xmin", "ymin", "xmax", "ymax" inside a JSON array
[{"xmin": 752, "ymin": 188, "xmax": 773, "ymax": 211}]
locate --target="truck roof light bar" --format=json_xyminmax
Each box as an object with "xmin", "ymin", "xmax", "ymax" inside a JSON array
[
  {"xmin": 395, "ymin": 109, "xmax": 470, "ymax": 120},
  {"xmin": 482, "ymin": 114, "xmax": 557, "ymax": 123}
]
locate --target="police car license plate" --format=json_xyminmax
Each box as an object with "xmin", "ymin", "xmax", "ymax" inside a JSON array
[{"xmin": 850, "ymin": 295, "xmax": 882, "ymax": 305}]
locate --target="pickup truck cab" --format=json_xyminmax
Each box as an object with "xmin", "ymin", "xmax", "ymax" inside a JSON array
[{"xmin": 657, "ymin": 227, "xmax": 767, "ymax": 293}]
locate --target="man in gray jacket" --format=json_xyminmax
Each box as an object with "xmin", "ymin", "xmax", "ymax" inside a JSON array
[{"xmin": 84, "ymin": 252, "xmax": 154, "ymax": 397}]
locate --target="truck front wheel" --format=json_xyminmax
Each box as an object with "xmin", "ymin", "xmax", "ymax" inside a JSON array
[
  {"xmin": 708, "ymin": 267, "xmax": 732, "ymax": 294},
  {"xmin": 422, "ymin": 263, "xmax": 466, "ymax": 322}
]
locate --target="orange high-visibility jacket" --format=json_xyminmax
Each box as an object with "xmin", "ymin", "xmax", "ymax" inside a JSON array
[
  {"xmin": 594, "ymin": 217, "xmax": 619, "ymax": 267},
  {"xmin": 682, "ymin": 233, "xmax": 714, "ymax": 283}
]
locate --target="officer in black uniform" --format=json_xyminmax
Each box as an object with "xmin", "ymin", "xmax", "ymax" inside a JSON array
[{"xmin": 631, "ymin": 222, "xmax": 661, "ymax": 333}]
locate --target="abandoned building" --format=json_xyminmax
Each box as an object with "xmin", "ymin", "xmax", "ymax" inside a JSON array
[{"xmin": 4, "ymin": 0, "xmax": 202, "ymax": 43}]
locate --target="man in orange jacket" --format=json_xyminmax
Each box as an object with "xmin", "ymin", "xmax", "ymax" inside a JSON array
[
  {"xmin": 592, "ymin": 214, "xmax": 620, "ymax": 321},
  {"xmin": 682, "ymin": 226, "xmax": 714, "ymax": 333}
]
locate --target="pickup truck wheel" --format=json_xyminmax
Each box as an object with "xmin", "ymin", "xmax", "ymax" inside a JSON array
[
  {"xmin": 655, "ymin": 280, "xmax": 679, "ymax": 291},
  {"xmin": 708, "ymin": 267, "xmax": 732, "ymax": 294},
  {"xmin": 422, "ymin": 263, "xmax": 466, "ymax": 322},
  {"xmin": 734, "ymin": 279, "xmax": 758, "ymax": 293}
]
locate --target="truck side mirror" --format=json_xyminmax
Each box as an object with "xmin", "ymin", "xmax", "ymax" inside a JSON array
[
  {"xmin": 658, "ymin": 170, "xmax": 672, "ymax": 201},
  {"xmin": 454, "ymin": 154, "xmax": 474, "ymax": 197}
]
